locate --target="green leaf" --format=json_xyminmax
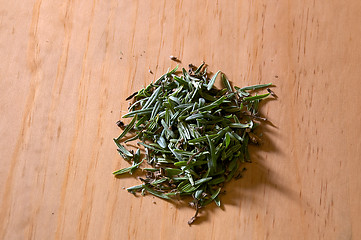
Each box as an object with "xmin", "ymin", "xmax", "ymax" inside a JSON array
[
  {"xmin": 231, "ymin": 132, "xmax": 243, "ymax": 142},
  {"xmin": 208, "ymin": 176, "xmax": 225, "ymax": 185},
  {"xmin": 114, "ymin": 140, "xmax": 133, "ymax": 158},
  {"xmin": 225, "ymin": 132, "xmax": 231, "ymax": 148},
  {"xmin": 144, "ymin": 184, "xmax": 172, "ymax": 200},
  {"xmin": 202, "ymin": 187, "xmax": 222, "ymax": 206},
  {"xmin": 194, "ymin": 62, "xmax": 205, "ymax": 75},
  {"xmin": 243, "ymin": 93, "xmax": 270, "ymax": 101},
  {"xmin": 168, "ymin": 145, "xmax": 184, "ymax": 162},
  {"xmin": 115, "ymin": 114, "xmax": 138, "ymax": 142},
  {"xmin": 194, "ymin": 177, "xmax": 212, "ymax": 185},
  {"xmin": 173, "ymin": 161, "xmax": 188, "ymax": 167},
  {"xmin": 144, "ymin": 168, "xmax": 159, "ymax": 172},
  {"xmin": 196, "ymin": 96, "xmax": 226, "ymax": 112},
  {"xmin": 142, "ymin": 86, "xmax": 162, "ymax": 109},
  {"xmin": 122, "ymin": 108, "xmax": 152, "ymax": 118},
  {"xmin": 151, "ymin": 100, "xmax": 162, "ymax": 119},
  {"xmin": 186, "ymin": 171, "xmax": 195, "ymax": 186},
  {"xmin": 229, "ymin": 122, "xmax": 252, "ymax": 128},
  {"xmin": 124, "ymin": 131, "xmax": 142, "ymax": 143},
  {"xmin": 206, "ymin": 135, "xmax": 217, "ymax": 174},
  {"xmin": 126, "ymin": 184, "xmax": 144, "ymax": 191},
  {"xmin": 165, "ymin": 168, "xmax": 183, "ymax": 176},
  {"xmin": 178, "ymin": 121, "xmax": 191, "ymax": 139},
  {"xmin": 178, "ymin": 180, "xmax": 199, "ymax": 192},
  {"xmin": 169, "ymin": 96, "xmax": 181, "ymax": 105},
  {"xmin": 234, "ymin": 87, "xmax": 250, "ymax": 97},
  {"xmin": 240, "ymin": 83, "xmax": 272, "ymax": 91},
  {"xmin": 211, "ymin": 188, "xmax": 221, "ymax": 199},
  {"xmin": 174, "ymin": 75, "xmax": 188, "ymax": 86},
  {"xmin": 213, "ymin": 126, "xmax": 231, "ymax": 143},
  {"xmin": 138, "ymin": 142, "xmax": 171, "ymax": 153},
  {"xmin": 113, "ymin": 160, "xmax": 143, "ymax": 175},
  {"xmin": 222, "ymin": 144, "xmax": 242, "ymax": 160},
  {"xmin": 214, "ymin": 196, "xmax": 221, "ymax": 207},
  {"xmin": 135, "ymin": 115, "xmax": 147, "ymax": 128},
  {"xmin": 199, "ymin": 89, "xmax": 217, "ymax": 101},
  {"xmin": 221, "ymin": 73, "xmax": 233, "ymax": 92},
  {"xmin": 207, "ymin": 70, "xmax": 221, "ymax": 90},
  {"xmin": 226, "ymin": 161, "xmax": 240, "ymax": 182},
  {"xmin": 173, "ymin": 149, "xmax": 194, "ymax": 156},
  {"xmin": 154, "ymin": 66, "xmax": 179, "ymax": 85},
  {"xmin": 194, "ymin": 189, "xmax": 203, "ymax": 199},
  {"xmin": 185, "ymin": 113, "xmax": 203, "ymax": 121},
  {"xmin": 167, "ymin": 65, "xmax": 179, "ymax": 75},
  {"xmin": 130, "ymin": 149, "xmax": 141, "ymax": 174},
  {"xmin": 157, "ymin": 136, "xmax": 167, "ymax": 149},
  {"xmin": 188, "ymin": 134, "xmax": 218, "ymax": 144},
  {"xmin": 161, "ymin": 119, "xmax": 176, "ymax": 138},
  {"xmin": 172, "ymin": 177, "xmax": 189, "ymax": 182}
]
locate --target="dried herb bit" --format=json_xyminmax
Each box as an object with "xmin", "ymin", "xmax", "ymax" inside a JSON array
[
  {"xmin": 113, "ymin": 62, "xmax": 274, "ymax": 225},
  {"xmin": 126, "ymin": 91, "xmax": 138, "ymax": 101},
  {"xmin": 187, "ymin": 201, "xmax": 200, "ymax": 225},
  {"xmin": 170, "ymin": 55, "xmax": 178, "ymax": 61},
  {"xmin": 116, "ymin": 120, "xmax": 125, "ymax": 129},
  {"xmin": 267, "ymin": 88, "xmax": 278, "ymax": 98}
]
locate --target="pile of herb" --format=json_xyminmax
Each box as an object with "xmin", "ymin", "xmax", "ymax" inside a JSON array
[{"xmin": 113, "ymin": 62, "xmax": 273, "ymax": 225}]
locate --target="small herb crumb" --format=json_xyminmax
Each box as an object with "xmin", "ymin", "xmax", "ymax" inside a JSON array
[{"xmin": 116, "ymin": 120, "xmax": 125, "ymax": 129}]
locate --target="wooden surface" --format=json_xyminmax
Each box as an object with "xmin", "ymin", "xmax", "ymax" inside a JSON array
[{"xmin": 1, "ymin": 0, "xmax": 361, "ymax": 239}]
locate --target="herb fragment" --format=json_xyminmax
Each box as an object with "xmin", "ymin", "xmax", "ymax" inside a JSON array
[
  {"xmin": 126, "ymin": 91, "xmax": 139, "ymax": 101},
  {"xmin": 116, "ymin": 120, "xmax": 125, "ymax": 129}
]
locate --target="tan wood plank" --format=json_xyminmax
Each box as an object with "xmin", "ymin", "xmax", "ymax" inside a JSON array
[{"xmin": 1, "ymin": 0, "xmax": 360, "ymax": 239}]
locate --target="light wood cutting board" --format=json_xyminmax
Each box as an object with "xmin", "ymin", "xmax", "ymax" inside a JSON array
[{"xmin": 1, "ymin": 0, "xmax": 360, "ymax": 239}]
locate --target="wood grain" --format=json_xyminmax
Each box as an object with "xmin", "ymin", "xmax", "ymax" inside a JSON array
[{"xmin": 1, "ymin": 0, "xmax": 361, "ymax": 239}]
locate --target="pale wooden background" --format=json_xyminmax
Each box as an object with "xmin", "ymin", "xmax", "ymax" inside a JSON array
[{"xmin": 1, "ymin": 0, "xmax": 361, "ymax": 239}]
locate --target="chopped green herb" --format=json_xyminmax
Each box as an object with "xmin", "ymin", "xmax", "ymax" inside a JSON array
[{"xmin": 113, "ymin": 62, "xmax": 274, "ymax": 225}]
